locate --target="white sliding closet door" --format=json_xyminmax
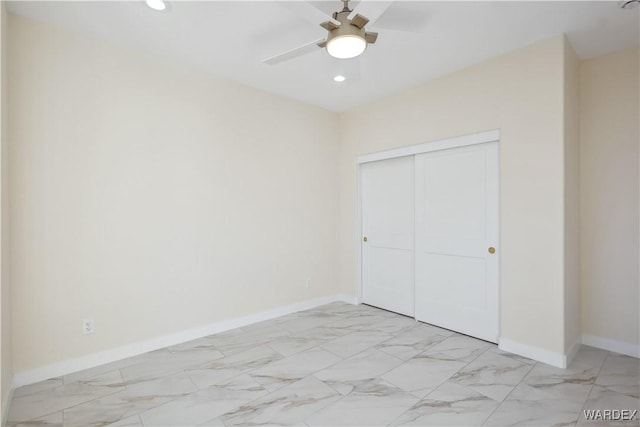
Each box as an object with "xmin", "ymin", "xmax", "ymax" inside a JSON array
[
  {"xmin": 361, "ymin": 156, "xmax": 414, "ymax": 317},
  {"xmin": 414, "ymin": 142, "xmax": 499, "ymax": 342}
]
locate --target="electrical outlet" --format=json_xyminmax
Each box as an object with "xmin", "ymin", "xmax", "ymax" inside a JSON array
[
  {"xmin": 82, "ymin": 318, "xmax": 95, "ymax": 335},
  {"xmin": 305, "ymin": 277, "xmax": 311, "ymax": 288}
]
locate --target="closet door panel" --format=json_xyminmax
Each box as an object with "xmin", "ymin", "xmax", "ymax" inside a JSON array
[
  {"xmin": 361, "ymin": 156, "xmax": 414, "ymax": 317},
  {"xmin": 414, "ymin": 142, "xmax": 499, "ymax": 342}
]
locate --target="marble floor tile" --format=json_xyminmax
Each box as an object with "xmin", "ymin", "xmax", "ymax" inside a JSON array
[
  {"xmin": 211, "ymin": 325, "xmax": 292, "ymax": 357},
  {"xmin": 324, "ymin": 313, "xmax": 395, "ymax": 333},
  {"xmin": 268, "ymin": 326, "xmax": 348, "ymax": 357},
  {"xmin": 62, "ymin": 390, "xmax": 171, "ymax": 427},
  {"xmin": 220, "ymin": 375, "xmax": 341, "ymax": 426},
  {"xmin": 276, "ymin": 314, "xmax": 339, "ymax": 334},
  {"xmin": 321, "ymin": 330, "xmax": 392, "ymax": 359},
  {"xmin": 166, "ymin": 335, "xmax": 220, "ymax": 353},
  {"xmin": 600, "ymin": 353, "xmax": 640, "ymax": 375},
  {"xmin": 197, "ymin": 417, "xmax": 226, "ymax": 426},
  {"xmin": 12, "ymin": 378, "xmax": 64, "ymax": 399},
  {"xmin": 186, "ymin": 345, "xmax": 283, "ymax": 389},
  {"xmin": 576, "ymin": 385, "xmax": 640, "ymax": 426},
  {"xmin": 8, "ymin": 370, "xmax": 125, "ymax": 423},
  {"xmin": 8, "ymin": 303, "xmax": 639, "ymax": 427},
  {"xmin": 249, "ymin": 348, "xmax": 342, "ymax": 391},
  {"xmin": 295, "ymin": 325, "xmax": 352, "ymax": 342},
  {"xmin": 520, "ymin": 361, "xmax": 598, "ymax": 403},
  {"xmin": 571, "ymin": 345, "xmax": 609, "ymax": 369},
  {"xmin": 308, "ymin": 302, "xmax": 368, "ymax": 317},
  {"xmin": 120, "ymin": 348, "xmax": 223, "ymax": 383},
  {"xmin": 63, "ymin": 372, "xmax": 196, "ymax": 427},
  {"xmin": 367, "ymin": 315, "xmax": 421, "ymax": 335},
  {"xmin": 306, "ymin": 380, "xmax": 419, "ymax": 426},
  {"xmin": 139, "ymin": 374, "xmax": 268, "ymax": 426},
  {"xmin": 391, "ymin": 381, "xmax": 499, "ymax": 426},
  {"xmin": 268, "ymin": 335, "xmax": 319, "ymax": 357},
  {"xmin": 315, "ymin": 348, "xmax": 405, "ymax": 386},
  {"xmin": 595, "ymin": 353, "xmax": 640, "ymax": 399},
  {"xmin": 382, "ymin": 351, "xmax": 468, "ymax": 398},
  {"xmin": 6, "ymin": 411, "xmax": 63, "ymax": 427},
  {"xmin": 185, "ymin": 366, "xmax": 245, "ymax": 391},
  {"xmin": 484, "ymin": 383, "xmax": 585, "ymax": 427},
  {"xmin": 422, "ymin": 334, "xmax": 492, "ymax": 363},
  {"xmin": 239, "ymin": 321, "xmax": 290, "ymax": 336},
  {"xmin": 393, "ymin": 322, "xmax": 452, "ymax": 341},
  {"xmin": 487, "ymin": 347, "xmax": 537, "ymax": 366},
  {"xmin": 62, "ymin": 352, "xmax": 156, "ymax": 385},
  {"xmin": 106, "ymin": 415, "xmax": 143, "ymax": 426},
  {"xmin": 410, "ymin": 321, "xmax": 457, "ymax": 338},
  {"xmin": 126, "ymin": 371, "xmax": 197, "ymax": 397},
  {"xmin": 450, "ymin": 351, "xmax": 533, "ymax": 402},
  {"xmin": 376, "ymin": 327, "xmax": 449, "ymax": 361}
]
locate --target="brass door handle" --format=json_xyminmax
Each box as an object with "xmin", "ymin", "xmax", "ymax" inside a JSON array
[
  {"xmin": 363, "ymin": 236, "xmax": 368, "ymax": 242},
  {"xmin": 488, "ymin": 247, "xmax": 496, "ymax": 254}
]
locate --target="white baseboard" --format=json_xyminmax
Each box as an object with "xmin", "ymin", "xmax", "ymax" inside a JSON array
[
  {"xmin": 1, "ymin": 377, "xmax": 14, "ymax": 427},
  {"xmin": 498, "ymin": 337, "xmax": 567, "ymax": 368},
  {"xmin": 582, "ymin": 334, "xmax": 640, "ymax": 358},
  {"xmin": 13, "ymin": 294, "xmax": 357, "ymax": 389}
]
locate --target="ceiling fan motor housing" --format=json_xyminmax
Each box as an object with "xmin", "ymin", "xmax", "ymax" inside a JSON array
[
  {"xmin": 318, "ymin": 6, "xmax": 377, "ymax": 59},
  {"xmin": 327, "ymin": 11, "xmax": 367, "ymax": 45}
]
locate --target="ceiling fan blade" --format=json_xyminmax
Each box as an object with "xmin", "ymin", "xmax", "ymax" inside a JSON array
[
  {"xmin": 364, "ymin": 31, "xmax": 378, "ymax": 44},
  {"xmin": 368, "ymin": 2, "xmax": 430, "ymax": 34},
  {"xmin": 262, "ymin": 39, "xmax": 324, "ymax": 65},
  {"xmin": 371, "ymin": 23, "xmax": 428, "ymax": 34},
  {"xmin": 320, "ymin": 21, "xmax": 339, "ymax": 32},
  {"xmin": 350, "ymin": 14, "xmax": 369, "ymax": 29},
  {"xmin": 276, "ymin": 1, "xmax": 337, "ymax": 27},
  {"xmin": 318, "ymin": 40, "xmax": 327, "ymax": 48},
  {"xmin": 351, "ymin": 0, "xmax": 393, "ymax": 26}
]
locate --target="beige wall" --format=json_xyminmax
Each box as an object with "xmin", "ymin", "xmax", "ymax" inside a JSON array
[
  {"xmin": 8, "ymin": 15, "xmax": 341, "ymax": 373},
  {"xmin": 1, "ymin": 0, "xmax": 13, "ymax": 419},
  {"xmin": 6, "ymin": 8, "xmax": 639, "ymax": 382},
  {"xmin": 580, "ymin": 48, "xmax": 640, "ymax": 348},
  {"xmin": 563, "ymin": 39, "xmax": 581, "ymax": 353},
  {"xmin": 338, "ymin": 36, "xmax": 568, "ymax": 356}
]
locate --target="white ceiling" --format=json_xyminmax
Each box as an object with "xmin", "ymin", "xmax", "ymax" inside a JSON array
[{"xmin": 7, "ymin": 1, "xmax": 640, "ymax": 111}]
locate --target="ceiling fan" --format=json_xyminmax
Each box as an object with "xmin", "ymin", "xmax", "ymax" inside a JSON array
[{"xmin": 263, "ymin": 0, "xmax": 396, "ymax": 65}]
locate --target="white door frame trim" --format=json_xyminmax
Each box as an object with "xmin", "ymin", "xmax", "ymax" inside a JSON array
[
  {"xmin": 355, "ymin": 129, "xmax": 500, "ymax": 321},
  {"xmin": 356, "ymin": 130, "xmax": 500, "ymax": 165}
]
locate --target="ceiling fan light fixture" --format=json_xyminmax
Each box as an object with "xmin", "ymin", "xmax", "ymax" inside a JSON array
[{"xmin": 326, "ymin": 35, "xmax": 367, "ymax": 59}]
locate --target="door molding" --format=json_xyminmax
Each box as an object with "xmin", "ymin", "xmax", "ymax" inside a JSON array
[
  {"xmin": 356, "ymin": 130, "xmax": 500, "ymax": 165},
  {"xmin": 355, "ymin": 129, "xmax": 500, "ymax": 318}
]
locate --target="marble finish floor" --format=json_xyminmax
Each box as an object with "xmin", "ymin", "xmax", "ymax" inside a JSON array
[{"xmin": 7, "ymin": 302, "xmax": 640, "ymax": 427}]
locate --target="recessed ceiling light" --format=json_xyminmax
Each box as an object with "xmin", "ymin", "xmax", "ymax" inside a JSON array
[
  {"xmin": 333, "ymin": 75, "xmax": 346, "ymax": 82},
  {"xmin": 146, "ymin": 0, "xmax": 167, "ymax": 11}
]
